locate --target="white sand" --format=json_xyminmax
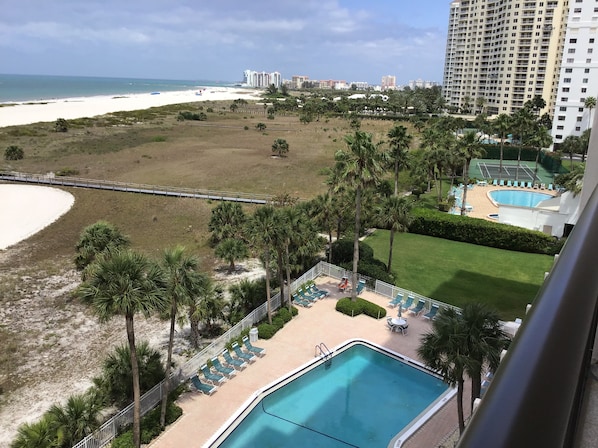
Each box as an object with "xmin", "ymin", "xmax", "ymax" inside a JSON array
[
  {"xmin": 0, "ymin": 184, "xmax": 75, "ymax": 250},
  {"xmin": 0, "ymin": 87, "xmax": 263, "ymax": 127}
]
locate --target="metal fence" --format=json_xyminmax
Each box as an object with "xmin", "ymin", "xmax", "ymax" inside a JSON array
[{"xmin": 72, "ymin": 261, "xmax": 446, "ymax": 448}]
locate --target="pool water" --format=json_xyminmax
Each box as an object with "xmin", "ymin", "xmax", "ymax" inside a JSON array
[
  {"xmin": 215, "ymin": 342, "xmax": 449, "ymax": 448},
  {"xmin": 489, "ymin": 190, "xmax": 552, "ymax": 208}
]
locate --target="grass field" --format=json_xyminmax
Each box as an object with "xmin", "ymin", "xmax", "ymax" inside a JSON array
[{"xmin": 365, "ymin": 230, "xmax": 555, "ymax": 320}]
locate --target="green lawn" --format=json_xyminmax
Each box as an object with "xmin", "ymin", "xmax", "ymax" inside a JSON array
[{"xmin": 365, "ymin": 231, "xmax": 555, "ymax": 320}]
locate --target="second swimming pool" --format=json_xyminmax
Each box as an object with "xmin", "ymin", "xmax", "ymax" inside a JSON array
[
  {"xmin": 489, "ymin": 189, "xmax": 552, "ymax": 208},
  {"xmin": 208, "ymin": 340, "xmax": 453, "ymax": 448}
]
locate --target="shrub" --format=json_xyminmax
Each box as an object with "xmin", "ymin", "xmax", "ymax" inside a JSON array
[
  {"xmin": 330, "ymin": 239, "xmax": 374, "ymax": 265},
  {"xmin": 408, "ymin": 208, "xmax": 560, "ymax": 255},
  {"xmin": 335, "ymin": 298, "xmax": 386, "ymax": 319},
  {"xmin": 272, "ymin": 316, "xmax": 285, "ymax": 331},
  {"xmin": 111, "ymin": 431, "xmax": 134, "ymax": 448},
  {"xmin": 4, "ymin": 145, "xmax": 24, "ymax": 160},
  {"xmin": 339, "ymin": 260, "xmax": 393, "ymax": 285},
  {"xmin": 257, "ymin": 323, "xmax": 277, "ymax": 339},
  {"xmin": 55, "ymin": 167, "xmax": 80, "ymax": 176},
  {"xmin": 111, "ymin": 402, "xmax": 182, "ymax": 447},
  {"xmin": 277, "ymin": 307, "xmax": 292, "ymax": 323}
]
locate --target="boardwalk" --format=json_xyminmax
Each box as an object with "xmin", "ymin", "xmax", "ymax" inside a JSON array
[{"xmin": 151, "ymin": 277, "xmax": 471, "ymax": 448}]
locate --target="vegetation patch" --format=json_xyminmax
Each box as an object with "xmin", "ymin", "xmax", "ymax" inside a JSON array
[{"xmin": 335, "ymin": 297, "xmax": 386, "ymax": 319}]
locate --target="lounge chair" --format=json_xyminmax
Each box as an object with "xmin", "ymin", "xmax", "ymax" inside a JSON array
[
  {"xmin": 548, "ymin": 183, "xmax": 554, "ymax": 191},
  {"xmin": 506, "ymin": 180, "xmax": 512, "ymax": 187},
  {"xmin": 401, "ymin": 296, "xmax": 414, "ymax": 311},
  {"xmin": 292, "ymin": 292, "xmax": 312, "ymax": 308},
  {"xmin": 190, "ymin": 375, "xmax": 218, "ymax": 395},
  {"xmin": 389, "ymin": 293, "xmax": 403, "ymax": 308},
  {"xmin": 222, "ymin": 349, "xmax": 247, "ymax": 370},
  {"xmin": 354, "ymin": 279, "xmax": 366, "ymax": 295},
  {"xmin": 423, "ymin": 304, "xmax": 440, "ymax": 320},
  {"xmin": 409, "ymin": 299, "xmax": 426, "ymax": 316},
  {"xmin": 513, "ymin": 180, "xmax": 519, "ymax": 188},
  {"xmin": 243, "ymin": 336, "xmax": 266, "ymax": 357},
  {"xmin": 492, "ymin": 179, "xmax": 498, "ymax": 186},
  {"xmin": 526, "ymin": 182, "xmax": 533, "ymax": 188},
  {"xmin": 232, "ymin": 342, "xmax": 257, "ymax": 363},
  {"xmin": 298, "ymin": 287, "xmax": 319, "ymax": 302},
  {"xmin": 540, "ymin": 183, "xmax": 546, "ymax": 190},
  {"xmin": 211, "ymin": 357, "xmax": 237, "ymax": 378},
  {"xmin": 499, "ymin": 179, "xmax": 505, "ymax": 186},
  {"xmin": 338, "ymin": 277, "xmax": 349, "ymax": 292},
  {"xmin": 533, "ymin": 183, "xmax": 539, "ymax": 189},
  {"xmin": 200, "ymin": 364, "xmax": 226, "ymax": 385},
  {"xmin": 308, "ymin": 283, "xmax": 329, "ymax": 298}
]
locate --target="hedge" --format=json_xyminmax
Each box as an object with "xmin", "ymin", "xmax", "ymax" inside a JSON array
[
  {"xmin": 340, "ymin": 260, "xmax": 394, "ymax": 285},
  {"xmin": 408, "ymin": 208, "xmax": 561, "ymax": 255},
  {"xmin": 330, "ymin": 239, "xmax": 374, "ymax": 265},
  {"xmin": 336, "ymin": 297, "xmax": 387, "ymax": 319},
  {"xmin": 257, "ymin": 306, "xmax": 298, "ymax": 339}
]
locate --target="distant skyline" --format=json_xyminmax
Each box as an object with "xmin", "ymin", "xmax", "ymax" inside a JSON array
[{"xmin": 1, "ymin": 0, "xmax": 450, "ymax": 85}]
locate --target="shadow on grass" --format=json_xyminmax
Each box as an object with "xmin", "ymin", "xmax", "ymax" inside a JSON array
[{"xmin": 429, "ymin": 270, "xmax": 541, "ymax": 320}]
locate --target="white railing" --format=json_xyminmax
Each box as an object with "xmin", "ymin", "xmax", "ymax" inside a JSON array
[{"xmin": 73, "ymin": 261, "xmax": 451, "ymax": 448}]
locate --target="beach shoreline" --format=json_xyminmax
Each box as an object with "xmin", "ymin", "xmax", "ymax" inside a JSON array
[{"xmin": 0, "ymin": 87, "xmax": 263, "ymax": 128}]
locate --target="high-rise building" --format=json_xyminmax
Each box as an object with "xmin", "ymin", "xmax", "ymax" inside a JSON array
[
  {"xmin": 243, "ymin": 70, "xmax": 282, "ymax": 88},
  {"xmin": 551, "ymin": 0, "xmax": 598, "ymax": 145},
  {"xmin": 381, "ymin": 75, "xmax": 396, "ymax": 90},
  {"xmin": 443, "ymin": 0, "xmax": 568, "ymax": 116}
]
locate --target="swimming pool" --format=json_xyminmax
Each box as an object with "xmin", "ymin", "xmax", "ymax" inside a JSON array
[
  {"xmin": 489, "ymin": 190, "xmax": 552, "ymax": 208},
  {"xmin": 207, "ymin": 340, "xmax": 454, "ymax": 448}
]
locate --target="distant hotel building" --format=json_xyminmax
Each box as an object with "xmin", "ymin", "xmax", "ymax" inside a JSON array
[
  {"xmin": 381, "ymin": 75, "xmax": 396, "ymax": 90},
  {"xmin": 442, "ymin": 0, "xmax": 568, "ymax": 116},
  {"xmin": 243, "ymin": 69, "xmax": 282, "ymax": 88},
  {"xmin": 551, "ymin": 0, "xmax": 598, "ymax": 144},
  {"xmin": 408, "ymin": 79, "xmax": 439, "ymax": 89}
]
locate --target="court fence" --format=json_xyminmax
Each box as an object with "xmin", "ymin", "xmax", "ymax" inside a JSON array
[{"xmin": 72, "ymin": 261, "xmax": 451, "ymax": 448}]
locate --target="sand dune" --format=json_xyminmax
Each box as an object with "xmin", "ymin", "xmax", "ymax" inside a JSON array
[{"xmin": 0, "ymin": 184, "xmax": 75, "ymax": 250}]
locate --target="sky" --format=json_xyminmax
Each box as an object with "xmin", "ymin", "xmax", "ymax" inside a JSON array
[{"xmin": 1, "ymin": 0, "xmax": 451, "ymax": 85}]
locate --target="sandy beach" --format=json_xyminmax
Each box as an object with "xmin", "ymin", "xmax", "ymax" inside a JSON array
[
  {"xmin": 0, "ymin": 87, "xmax": 262, "ymax": 128},
  {"xmin": 0, "ymin": 184, "xmax": 75, "ymax": 250}
]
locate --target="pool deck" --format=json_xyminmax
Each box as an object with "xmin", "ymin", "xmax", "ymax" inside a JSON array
[
  {"xmin": 151, "ymin": 278, "xmax": 472, "ymax": 448},
  {"xmin": 460, "ymin": 183, "xmax": 558, "ymax": 221}
]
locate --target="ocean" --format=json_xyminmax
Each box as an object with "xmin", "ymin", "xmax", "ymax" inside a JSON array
[{"xmin": 0, "ymin": 74, "xmax": 235, "ymax": 103}]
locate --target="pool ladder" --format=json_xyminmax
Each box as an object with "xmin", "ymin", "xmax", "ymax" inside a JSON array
[{"xmin": 315, "ymin": 342, "xmax": 332, "ymax": 368}]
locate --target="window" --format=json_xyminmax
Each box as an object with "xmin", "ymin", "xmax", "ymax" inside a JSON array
[
  {"xmin": 587, "ymin": 59, "xmax": 592, "ymax": 63},
  {"xmin": 577, "ymin": 116, "xmax": 583, "ymax": 122},
  {"xmin": 558, "ymin": 116, "xmax": 566, "ymax": 121},
  {"xmin": 574, "ymin": 8, "xmax": 582, "ymax": 13},
  {"xmin": 589, "ymin": 48, "xmax": 594, "ymax": 54},
  {"xmin": 557, "ymin": 125, "xmax": 564, "ymax": 130},
  {"xmin": 591, "ymin": 39, "xmax": 596, "ymax": 44},
  {"xmin": 576, "ymin": 126, "xmax": 581, "ymax": 131},
  {"xmin": 579, "ymin": 107, "xmax": 585, "ymax": 112},
  {"xmin": 564, "ymin": 78, "xmax": 572, "ymax": 82},
  {"xmin": 560, "ymin": 106, "xmax": 567, "ymax": 111},
  {"xmin": 556, "ymin": 135, "xmax": 563, "ymax": 140},
  {"xmin": 570, "ymin": 38, "xmax": 577, "ymax": 43},
  {"xmin": 582, "ymin": 87, "xmax": 588, "ymax": 93},
  {"xmin": 567, "ymin": 58, "xmax": 575, "ymax": 63},
  {"xmin": 585, "ymin": 68, "xmax": 590, "ymax": 73},
  {"xmin": 583, "ymin": 78, "xmax": 589, "ymax": 83},
  {"xmin": 563, "ymin": 87, "xmax": 570, "ymax": 92},
  {"xmin": 561, "ymin": 97, "xmax": 569, "ymax": 102},
  {"xmin": 568, "ymin": 48, "xmax": 576, "ymax": 53},
  {"xmin": 565, "ymin": 68, "xmax": 573, "ymax": 73}
]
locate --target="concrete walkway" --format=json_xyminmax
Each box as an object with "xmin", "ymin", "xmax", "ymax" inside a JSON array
[{"xmin": 150, "ymin": 278, "xmax": 471, "ymax": 448}]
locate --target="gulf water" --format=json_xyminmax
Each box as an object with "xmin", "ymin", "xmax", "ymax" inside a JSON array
[{"xmin": 0, "ymin": 74, "xmax": 235, "ymax": 103}]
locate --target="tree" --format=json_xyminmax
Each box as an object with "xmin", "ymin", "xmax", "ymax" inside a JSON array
[
  {"xmin": 208, "ymin": 202, "xmax": 246, "ymax": 245},
  {"xmin": 189, "ymin": 278, "xmax": 225, "ymax": 336},
  {"xmin": 266, "ymin": 84, "xmax": 278, "ymax": 95},
  {"xmin": 47, "ymin": 390, "xmax": 103, "ymax": 447},
  {"xmin": 559, "ymin": 135, "xmax": 581, "ymax": 169},
  {"xmin": 271, "ymin": 138, "xmax": 289, "ymax": 157},
  {"xmin": 74, "ymin": 221, "xmax": 130, "ymax": 278},
  {"xmin": 229, "ymin": 103, "xmax": 238, "ymax": 113},
  {"xmin": 512, "ymin": 106, "xmax": 535, "ymax": 181},
  {"xmin": 418, "ymin": 307, "xmax": 470, "ymax": 435},
  {"xmin": 475, "ymin": 96, "xmax": 487, "ymax": 115},
  {"xmin": 158, "ymin": 245, "xmax": 206, "ymax": 428},
  {"xmin": 78, "ymin": 249, "xmax": 167, "ymax": 448},
  {"xmin": 54, "ymin": 118, "xmax": 68, "ymax": 132},
  {"xmin": 386, "ymin": 125, "xmax": 412, "ymax": 196},
  {"xmin": 11, "ymin": 416, "xmax": 58, "ymax": 448},
  {"xmin": 245, "ymin": 206, "xmax": 277, "ymax": 323},
  {"xmin": 555, "ymin": 163, "xmax": 585, "ymax": 196},
  {"xmin": 493, "ymin": 114, "xmax": 512, "ymax": 181},
  {"xmin": 5, "ymin": 145, "xmax": 24, "ymax": 160},
  {"xmin": 583, "ymin": 96, "xmax": 596, "ymax": 161},
  {"xmin": 309, "ymin": 193, "xmax": 336, "ymax": 262},
  {"xmin": 215, "ymin": 238, "xmax": 249, "ymax": 273},
  {"xmin": 256, "ymin": 122, "xmax": 266, "ymax": 131},
  {"xmin": 377, "ymin": 196, "xmax": 413, "ymax": 273},
  {"xmin": 334, "ymin": 131, "xmax": 386, "ymax": 301},
  {"xmin": 228, "ymin": 278, "xmax": 267, "ymax": 324},
  {"xmin": 529, "ymin": 125, "xmax": 552, "ymax": 177},
  {"xmin": 458, "ymin": 131, "xmax": 485, "ymax": 216}
]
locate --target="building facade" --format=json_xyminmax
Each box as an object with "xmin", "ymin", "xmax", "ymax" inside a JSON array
[
  {"xmin": 443, "ymin": 0, "xmax": 568, "ymax": 116},
  {"xmin": 243, "ymin": 70, "xmax": 282, "ymax": 88},
  {"xmin": 551, "ymin": 0, "xmax": 598, "ymax": 144},
  {"xmin": 381, "ymin": 75, "xmax": 396, "ymax": 90}
]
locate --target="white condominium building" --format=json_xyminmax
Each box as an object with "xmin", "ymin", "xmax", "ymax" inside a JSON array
[
  {"xmin": 243, "ymin": 70, "xmax": 282, "ymax": 88},
  {"xmin": 551, "ymin": 0, "xmax": 598, "ymax": 145},
  {"xmin": 443, "ymin": 0, "xmax": 568, "ymax": 116}
]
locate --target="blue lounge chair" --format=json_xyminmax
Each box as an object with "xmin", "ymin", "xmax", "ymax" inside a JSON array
[
  {"xmin": 243, "ymin": 336, "xmax": 266, "ymax": 357},
  {"xmin": 190, "ymin": 375, "xmax": 218, "ymax": 395},
  {"xmin": 354, "ymin": 279, "xmax": 366, "ymax": 295},
  {"xmin": 211, "ymin": 356, "xmax": 237, "ymax": 378},
  {"xmin": 499, "ymin": 179, "xmax": 505, "ymax": 186},
  {"xmin": 200, "ymin": 364, "xmax": 226, "ymax": 385},
  {"xmin": 548, "ymin": 183, "xmax": 554, "ymax": 191},
  {"xmin": 401, "ymin": 296, "xmax": 414, "ymax": 311},
  {"xmin": 492, "ymin": 179, "xmax": 498, "ymax": 186},
  {"xmin": 298, "ymin": 287, "xmax": 319, "ymax": 302},
  {"xmin": 526, "ymin": 182, "xmax": 533, "ymax": 188},
  {"xmin": 292, "ymin": 292, "xmax": 312, "ymax": 308},
  {"xmin": 423, "ymin": 304, "xmax": 440, "ymax": 320},
  {"xmin": 389, "ymin": 293, "xmax": 403, "ymax": 308},
  {"xmin": 513, "ymin": 180, "xmax": 519, "ymax": 188},
  {"xmin": 409, "ymin": 299, "xmax": 426, "ymax": 316},
  {"xmin": 507, "ymin": 180, "xmax": 512, "ymax": 187},
  {"xmin": 308, "ymin": 283, "xmax": 329, "ymax": 298},
  {"xmin": 222, "ymin": 349, "xmax": 247, "ymax": 370},
  {"xmin": 232, "ymin": 342, "xmax": 256, "ymax": 363}
]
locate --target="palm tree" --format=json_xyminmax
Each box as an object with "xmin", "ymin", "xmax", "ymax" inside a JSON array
[
  {"xmin": 158, "ymin": 245, "xmax": 206, "ymax": 428},
  {"xmin": 560, "ymin": 135, "xmax": 582, "ymax": 169},
  {"xmin": 555, "ymin": 163, "xmax": 585, "ymax": 196},
  {"xmin": 215, "ymin": 238, "xmax": 249, "ymax": 273},
  {"xmin": 309, "ymin": 193, "xmax": 335, "ymax": 262},
  {"xmin": 418, "ymin": 308, "xmax": 470, "ymax": 434},
  {"xmin": 529, "ymin": 125, "xmax": 553, "ymax": 178},
  {"xmin": 460, "ymin": 303, "xmax": 508, "ymax": 409},
  {"xmin": 191, "ymin": 279, "xmax": 225, "ymax": 335},
  {"xmin": 78, "ymin": 249, "xmax": 167, "ymax": 448},
  {"xmin": 512, "ymin": 107, "xmax": 535, "ymax": 181},
  {"xmin": 74, "ymin": 221, "xmax": 129, "ymax": 277},
  {"xmin": 245, "ymin": 206, "xmax": 277, "ymax": 322},
  {"xmin": 47, "ymin": 390, "xmax": 103, "ymax": 447},
  {"xmin": 377, "ymin": 196, "xmax": 413, "ymax": 273},
  {"xmin": 583, "ymin": 96, "xmax": 596, "ymax": 161},
  {"xmin": 208, "ymin": 201, "xmax": 246, "ymax": 245},
  {"xmin": 334, "ymin": 131, "xmax": 386, "ymax": 301},
  {"xmin": 271, "ymin": 138, "xmax": 290, "ymax": 157},
  {"xmin": 387, "ymin": 125, "xmax": 412, "ymax": 195},
  {"xmin": 493, "ymin": 114, "xmax": 511, "ymax": 181},
  {"xmin": 11, "ymin": 416, "xmax": 58, "ymax": 448},
  {"xmin": 458, "ymin": 131, "xmax": 485, "ymax": 216}
]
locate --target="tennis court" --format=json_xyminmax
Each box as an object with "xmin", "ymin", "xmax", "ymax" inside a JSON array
[{"xmin": 469, "ymin": 159, "xmax": 555, "ymax": 184}]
